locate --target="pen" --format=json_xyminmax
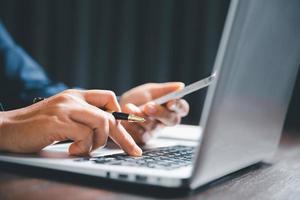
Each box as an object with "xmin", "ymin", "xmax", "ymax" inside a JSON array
[
  {"xmin": 111, "ymin": 112, "xmax": 145, "ymax": 122},
  {"xmin": 33, "ymin": 97, "xmax": 145, "ymax": 123}
]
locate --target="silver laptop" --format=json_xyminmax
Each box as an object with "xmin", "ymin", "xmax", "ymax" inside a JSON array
[{"xmin": 0, "ymin": 0, "xmax": 299, "ymax": 189}]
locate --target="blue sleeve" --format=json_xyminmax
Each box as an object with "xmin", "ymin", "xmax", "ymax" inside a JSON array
[{"xmin": 0, "ymin": 22, "xmax": 68, "ymax": 110}]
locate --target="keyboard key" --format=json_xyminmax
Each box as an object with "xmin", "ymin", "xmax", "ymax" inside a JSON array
[{"xmin": 74, "ymin": 145, "xmax": 196, "ymax": 170}]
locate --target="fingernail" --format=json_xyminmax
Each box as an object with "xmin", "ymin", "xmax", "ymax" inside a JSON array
[
  {"xmin": 134, "ymin": 146, "xmax": 143, "ymax": 156},
  {"xmin": 146, "ymin": 103, "xmax": 157, "ymax": 114},
  {"xmin": 169, "ymin": 103, "xmax": 177, "ymax": 111}
]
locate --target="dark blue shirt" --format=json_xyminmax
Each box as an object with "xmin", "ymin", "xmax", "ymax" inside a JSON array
[{"xmin": 0, "ymin": 22, "xmax": 68, "ymax": 110}]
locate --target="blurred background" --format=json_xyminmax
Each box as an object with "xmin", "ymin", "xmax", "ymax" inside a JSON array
[{"xmin": 0, "ymin": 0, "xmax": 298, "ymax": 129}]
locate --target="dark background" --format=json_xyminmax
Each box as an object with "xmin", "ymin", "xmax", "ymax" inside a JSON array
[{"xmin": 0, "ymin": 0, "xmax": 298, "ymax": 129}]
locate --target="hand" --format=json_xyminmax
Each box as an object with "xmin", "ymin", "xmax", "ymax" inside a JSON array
[
  {"xmin": 120, "ymin": 82, "xmax": 189, "ymax": 144},
  {"xmin": 0, "ymin": 89, "xmax": 142, "ymax": 156}
]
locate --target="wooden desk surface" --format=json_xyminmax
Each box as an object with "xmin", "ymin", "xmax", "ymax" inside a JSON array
[{"xmin": 1, "ymin": 131, "xmax": 300, "ymax": 200}]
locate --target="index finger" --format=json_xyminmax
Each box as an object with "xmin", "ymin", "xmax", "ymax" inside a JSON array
[
  {"xmin": 147, "ymin": 82, "xmax": 184, "ymax": 100},
  {"xmin": 70, "ymin": 103, "xmax": 142, "ymax": 156},
  {"xmin": 82, "ymin": 90, "xmax": 121, "ymax": 112},
  {"xmin": 109, "ymin": 120, "xmax": 142, "ymax": 157}
]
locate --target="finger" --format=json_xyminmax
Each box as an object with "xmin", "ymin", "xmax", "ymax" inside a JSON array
[
  {"xmin": 122, "ymin": 103, "xmax": 156, "ymax": 130},
  {"xmin": 81, "ymin": 90, "xmax": 121, "ymax": 112},
  {"xmin": 108, "ymin": 120, "xmax": 142, "ymax": 156},
  {"xmin": 146, "ymin": 82, "xmax": 185, "ymax": 100},
  {"xmin": 69, "ymin": 134, "xmax": 93, "ymax": 156},
  {"xmin": 122, "ymin": 103, "xmax": 144, "ymax": 116},
  {"xmin": 122, "ymin": 122, "xmax": 146, "ymax": 144},
  {"xmin": 144, "ymin": 102, "xmax": 181, "ymax": 126},
  {"xmin": 166, "ymin": 99, "xmax": 189, "ymax": 117},
  {"xmin": 70, "ymin": 103, "xmax": 141, "ymax": 156},
  {"xmin": 69, "ymin": 104, "xmax": 111, "ymax": 152},
  {"xmin": 61, "ymin": 121, "xmax": 92, "ymax": 142},
  {"xmin": 70, "ymin": 103, "xmax": 112, "ymax": 130},
  {"xmin": 91, "ymin": 125, "xmax": 109, "ymax": 151},
  {"xmin": 65, "ymin": 123, "xmax": 94, "ymax": 156},
  {"xmin": 122, "ymin": 103, "xmax": 160, "ymax": 143}
]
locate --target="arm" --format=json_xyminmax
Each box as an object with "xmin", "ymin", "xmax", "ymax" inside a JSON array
[
  {"xmin": 0, "ymin": 21, "xmax": 68, "ymax": 110},
  {"xmin": 0, "ymin": 21, "xmax": 188, "ymax": 151},
  {"xmin": 0, "ymin": 22, "xmax": 142, "ymax": 156},
  {"xmin": 0, "ymin": 89, "xmax": 142, "ymax": 156}
]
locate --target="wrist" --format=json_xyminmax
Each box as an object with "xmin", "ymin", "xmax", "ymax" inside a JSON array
[
  {"xmin": 0, "ymin": 111, "xmax": 16, "ymax": 151},
  {"xmin": 0, "ymin": 112, "xmax": 7, "ymax": 151}
]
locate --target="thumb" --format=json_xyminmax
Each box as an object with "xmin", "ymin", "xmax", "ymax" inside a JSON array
[
  {"xmin": 148, "ymin": 82, "xmax": 184, "ymax": 99},
  {"xmin": 123, "ymin": 103, "xmax": 143, "ymax": 116}
]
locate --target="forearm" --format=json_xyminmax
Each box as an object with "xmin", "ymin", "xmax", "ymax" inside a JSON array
[
  {"xmin": 0, "ymin": 21, "xmax": 68, "ymax": 108},
  {"xmin": 0, "ymin": 89, "xmax": 142, "ymax": 156},
  {"xmin": 0, "ymin": 108, "xmax": 25, "ymax": 151},
  {"xmin": 0, "ymin": 111, "xmax": 9, "ymax": 151},
  {"xmin": 0, "ymin": 112, "xmax": 3, "ymax": 149}
]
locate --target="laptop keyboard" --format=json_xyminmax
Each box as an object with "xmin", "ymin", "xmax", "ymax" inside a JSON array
[{"xmin": 74, "ymin": 145, "xmax": 195, "ymax": 170}]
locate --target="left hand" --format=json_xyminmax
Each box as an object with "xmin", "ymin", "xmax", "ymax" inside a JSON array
[{"xmin": 120, "ymin": 82, "xmax": 189, "ymax": 144}]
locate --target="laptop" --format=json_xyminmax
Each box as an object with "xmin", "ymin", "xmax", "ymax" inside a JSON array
[{"xmin": 0, "ymin": 0, "xmax": 299, "ymax": 189}]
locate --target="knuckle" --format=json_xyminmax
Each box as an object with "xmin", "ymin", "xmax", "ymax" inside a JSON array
[
  {"xmin": 53, "ymin": 104, "xmax": 72, "ymax": 118},
  {"xmin": 106, "ymin": 113, "xmax": 116, "ymax": 124},
  {"xmin": 55, "ymin": 93, "xmax": 73, "ymax": 102},
  {"xmin": 64, "ymin": 89, "xmax": 79, "ymax": 94},
  {"xmin": 49, "ymin": 115, "xmax": 61, "ymax": 124},
  {"xmin": 45, "ymin": 105, "xmax": 70, "ymax": 121},
  {"xmin": 106, "ymin": 90, "xmax": 116, "ymax": 98},
  {"xmin": 59, "ymin": 89, "xmax": 83, "ymax": 102},
  {"xmin": 98, "ymin": 116, "xmax": 110, "ymax": 134}
]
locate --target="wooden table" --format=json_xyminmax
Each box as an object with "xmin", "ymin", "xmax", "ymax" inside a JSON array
[{"xmin": 0, "ymin": 130, "xmax": 300, "ymax": 200}]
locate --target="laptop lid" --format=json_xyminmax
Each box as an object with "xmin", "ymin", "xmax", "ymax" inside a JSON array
[{"xmin": 190, "ymin": 0, "xmax": 300, "ymax": 189}]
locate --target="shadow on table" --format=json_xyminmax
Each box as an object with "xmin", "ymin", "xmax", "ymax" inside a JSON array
[{"xmin": 0, "ymin": 161, "xmax": 270, "ymax": 199}]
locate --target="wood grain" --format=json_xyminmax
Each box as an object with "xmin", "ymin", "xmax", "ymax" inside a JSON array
[{"xmin": 0, "ymin": 131, "xmax": 300, "ymax": 200}]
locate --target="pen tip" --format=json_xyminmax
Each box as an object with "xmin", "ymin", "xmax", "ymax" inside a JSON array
[{"xmin": 128, "ymin": 115, "xmax": 146, "ymax": 122}]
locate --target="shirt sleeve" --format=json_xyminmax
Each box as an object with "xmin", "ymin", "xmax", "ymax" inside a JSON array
[{"xmin": 0, "ymin": 21, "xmax": 68, "ymax": 109}]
